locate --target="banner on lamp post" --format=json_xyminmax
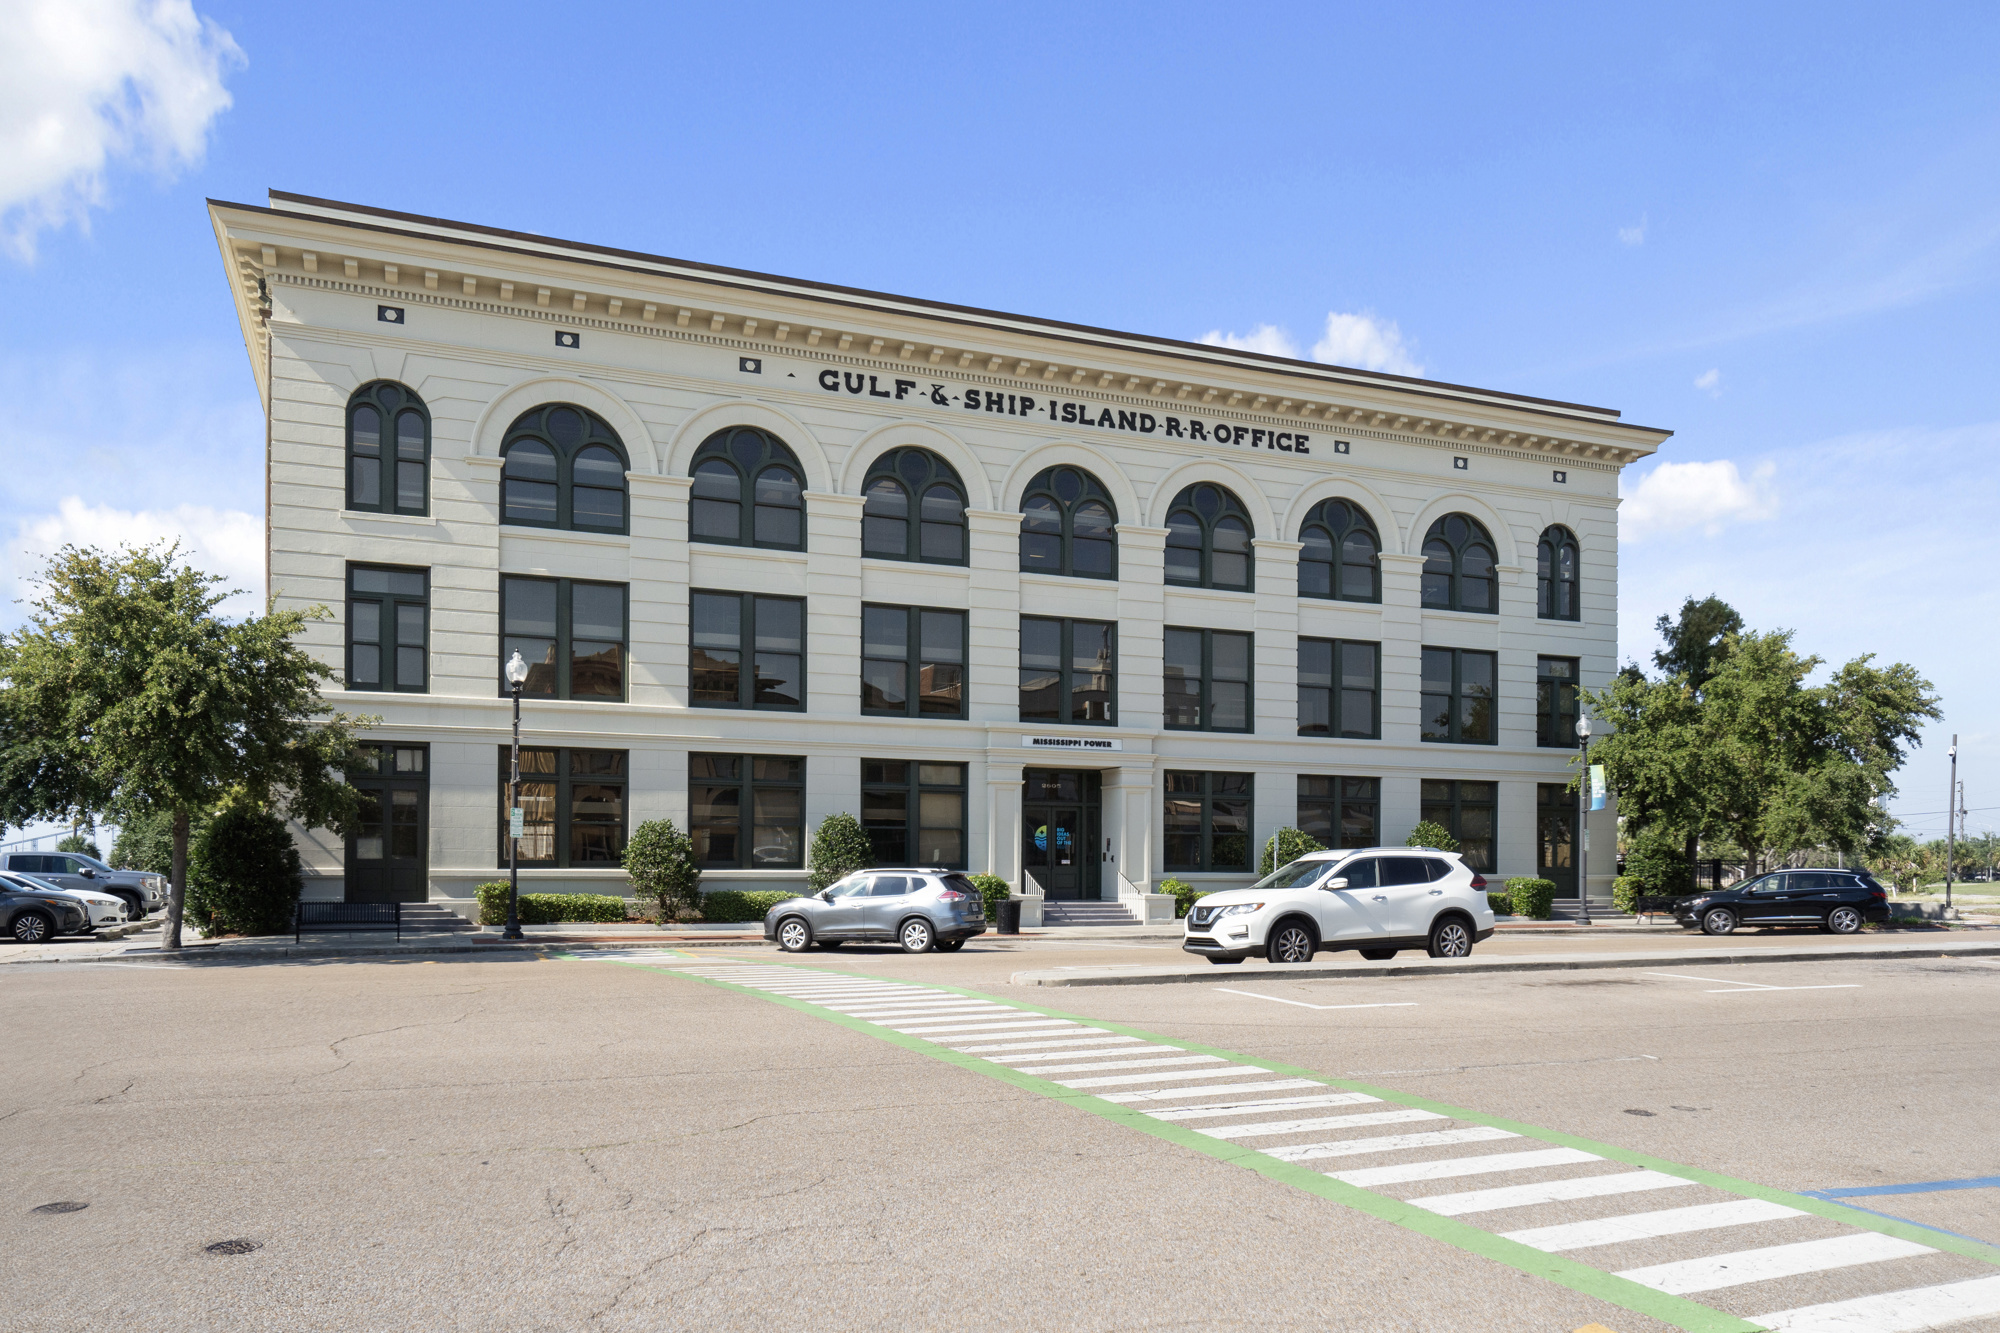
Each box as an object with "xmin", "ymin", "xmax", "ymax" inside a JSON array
[{"xmin": 1588, "ymin": 766, "xmax": 1607, "ymax": 812}]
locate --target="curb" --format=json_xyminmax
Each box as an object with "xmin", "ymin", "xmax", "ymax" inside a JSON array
[{"xmin": 11, "ymin": 935, "xmax": 766, "ymax": 964}]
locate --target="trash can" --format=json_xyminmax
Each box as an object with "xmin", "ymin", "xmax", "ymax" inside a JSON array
[{"xmin": 997, "ymin": 898, "xmax": 1022, "ymax": 934}]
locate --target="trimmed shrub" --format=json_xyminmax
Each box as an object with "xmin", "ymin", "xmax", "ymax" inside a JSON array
[
  {"xmin": 1486, "ymin": 889, "xmax": 1513, "ymax": 916},
  {"xmin": 185, "ymin": 805, "xmax": 303, "ymax": 937},
  {"xmin": 625, "ymin": 818, "xmax": 703, "ymax": 923},
  {"xmin": 1259, "ymin": 826, "xmax": 1328, "ymax": 876},
  {"xmin": 1612, "ymin": 875, "xmax": 1640, "ymax": 915},
  {"xmin": 1406, "ymin": 821, "xmax": 1458, "ymax": 852},
  {"xmin": 55, "ymin": 833, "xmax": 102, "ymax": 859},
  {"xmin": 698, "ymin": 889, "xmax": 796, "ymax": 923},
  {"xmin": 1160, "ymin": 877, "xmax": 1208, "ymax": 919},
  {"xmin": 808, "ymin": 812, "xmax": 874, "ymax": 892},
  {"xmin": 1505, "ymin": 876, "xmax": 1557, "ymax": 920},
  {"xmin": 1623, "ymin": 826, "xmax": 1694, "ymax": 899},
  {"xmin": 473, "ymin": 883, "xmax": 628, "ymax": 925},
  {"xmin": 966, "ymin": 873, "xmax": 1011, "ymax": 917}
]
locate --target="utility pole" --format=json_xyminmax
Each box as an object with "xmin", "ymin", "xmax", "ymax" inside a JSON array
[{"xmin": 1946, "ymin": 735, "xmax": 1958, "ymax": 911}]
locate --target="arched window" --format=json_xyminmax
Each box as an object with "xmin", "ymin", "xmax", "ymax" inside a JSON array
[
  {"xmin": 688, "ymin": 426, "xmax": 805, "ymax": 550},
  {"xmin": 1421, "ymin": 513, "xmax": 1498, "ymax": 613},
  {"xmin": 348, "ymin": 381, "xmax": 428, "ymax": 515},
  {"xmin": 501, "ymin": 404, "xmax": 629, "ymax": 532},
  {"xmin": 1019, "ymin": 466, "xmax": 1118, "ymax": 579},
  {"xmin": 1164, "ymin": 483, "xmax": 1254, "ymax": 591},
  {"xmin": 862, "ymin": 448, "xmax": 967, "ymax": 564},
  {"xmin": 1538, "ymin": 526, "xmax": 1580, "ymax": 620},
  {"xmin": 1298, "ymin": 498, "xmax": 1380, "ymax": 602}
]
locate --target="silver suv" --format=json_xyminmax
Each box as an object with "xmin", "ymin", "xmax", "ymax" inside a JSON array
[
  {"xmin": 0, "ymin": 852, "xmax": 164, "ymax": 920},
  {"xmin": 765, "ymin": 870, "xmax": 987, "ymax": 954},
  {"xmin": 1182, "ymin": 847, "xmax": 1495, "ymax": 965}
]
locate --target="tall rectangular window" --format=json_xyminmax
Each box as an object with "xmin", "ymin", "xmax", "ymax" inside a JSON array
[
  {"xmin": 500, "ymin": 577, "xmax": 627, "ymax": 701},
  {"xmin": 1298, "ymin": 638, "xmax": 1378, "ymax": 738},
  {"xmin": 1298, "ymin": 776, "xmax": 1378, "ymax": 850},
  {"xmin": 496, "ymin": 748, "xmax": 627, "ymax": 867},
  {"xmin": 691, "ymin": 591, "xmax": 804, "ymax": 710},
  {"xmin": 1163, "ymin": 771, "xmax": 1254, "ymax": 871},
  {"xmin": 690, "ymin": 754, "xmax": 805, "ymax": 868},
  {"xmin": 1164, "ymin": 628, "xmax": 1252, "ymax": 732},
  {"xmin": 1421, "ymin": 647, "xmax": 1497, "ymax": 744},
  {"xmin": 1019, "ymin": 616, "xmax": 1116, "ymax": 724},
  {"xmin": 1538, "ymin": 656, "xmax": 1580, "ymax": 748},
  {"xmin": 348, "ymin": 564, "xmax": 427, "ymax": 693},
  {"xmin": 1421, "ymin": 779, "xmax": 1497, "ymax": 872},
  {"xmin": 862, "ymin": 606, "xmax": 966, "ymax": 718},
  {"xmin": 861, "ymin": 760, "xmax": 968, "ymax": 867}
]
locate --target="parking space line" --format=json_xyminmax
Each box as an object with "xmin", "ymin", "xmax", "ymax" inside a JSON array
[
  {"xmin": 1217, "ymin": 987, "xmax": 1419, "ymax": 1010},
  {"xmin": 1641, "ymin": 972, "xmax": 1861, "ymax": 994}
]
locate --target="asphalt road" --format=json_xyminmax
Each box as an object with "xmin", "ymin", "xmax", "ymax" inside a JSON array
[{"xmin": 5, "ymin": 938, "xmax": 1998, "ymax": 1332}]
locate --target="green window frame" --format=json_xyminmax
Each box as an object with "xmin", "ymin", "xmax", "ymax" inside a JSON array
[
  {"xmin": 1298, "ymin": 776, "xmax": 1379, "ymax": 850},
  {"xmin": 1421, "ymin": 513, "xmax": 1498, "ymax": 613},
  {"xmin": 500, "ymin": 403, "xmax": 630, "ymax": 534},
  {"xmin": 1164, "ymin": 627, "xmax": 1252, "ymax": 733},
  {"xmin": 1019, "ymin": 465, "xmax": 1118, "ymax": 579},
  {"xmin": 1163, "ymin": 770, "xmax": 1253, "ymax": 872},
  {"xmin": 1019, "ymin": 616, "xmax": 1117, "ymax": 725},
  {"xmin": 860, "ymin": 760, "xmax": 968, "ymax": 868},
  {"xmin": 496, "ymin": 747, "xmax": 627, "ymax": 867},
  {"xmin": 691, "ymin": 591, "xmax": 805, "ymax": 711},
  {"xmin": 689, "ymin": 753, "xmax": 805, "ymax": 869},
  {"xmin": 862, "ymin": 448, "xmax": 968, "ymax": 565},
  {"xmin": 688, "ymin": 426, "xmax": 806, "ymax": 550},
  {"xmin": 1298, "ymin": 637, "xmax": 1378, "ymax": 738},
  {"xmin": 500, "ymin": 576, "xmax": 628, "ymax": 701},
  {"xmin": 347, "ymin": 381, "xmax": 429, "ymax": 516},
  {"xmin": 1164, "ymin": 483, "xmax": 1255, "ymax": 591},
  {"xmin": 1538, "ymin": 655, "xmax": 1580, "ymax": 747},
  {"xmin": 1297, "ymin": 498, "xmax": 1380, "ymax": 602},
  {"xmin": 347, "ymin": 563, "xmax": 427, "ymax": 693},
  {"xmin": 1421, "ymin": 779, "xmax": 1497, "ymax": 872},
  {"xmin": 1421, "ymin": 647, "xmax": 1497, "ymax": 745},
  {"xmin": 1538, "ymin": 526, "xmax": 1581, "ymax": 621},
  {"xmin": 862, "ymin": 604, "xmax": 966, "ymax": 718}
]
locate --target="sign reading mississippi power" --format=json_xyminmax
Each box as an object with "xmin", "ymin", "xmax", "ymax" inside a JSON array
[{"xmin": 816, "ymin": 370, "xmax": 1329, "ymax": 456}]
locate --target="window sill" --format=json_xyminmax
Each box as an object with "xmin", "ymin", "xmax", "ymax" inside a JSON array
[
  {"xmin": 1421, "ymin": 607, "xmax": 1501, "ymax": 620},
  {"xmin": 501, "ymin": 527, "xmax": 631, "ymax": 549},
  {"xmin": 1164, "ymin": 583, "xmax": 1255, "ymax": 600},
  {"xmin": 341, "ymin": 510, "xmax": 437, "ymax": 527},
  {"xmin": 1420, "ymin": 738, "xmax": 1500, "ymax": 746}
]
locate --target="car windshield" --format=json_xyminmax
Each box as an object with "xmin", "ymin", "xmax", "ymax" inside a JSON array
[{"xmin": 1251, "ymin": 858, "xmax": 1340, "ymax": 891}]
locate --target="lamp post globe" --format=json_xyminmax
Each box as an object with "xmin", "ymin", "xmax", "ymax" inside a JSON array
[{"xmin": 503, "ymin": 651, "xmax": 530, "ymax": 941}]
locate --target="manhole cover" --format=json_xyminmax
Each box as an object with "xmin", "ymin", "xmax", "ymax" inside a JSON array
[
  {"xmin": 30, "ymin": 1201, "xmax": 87, "ymax": 1215},
  {"xmin": 204, "ymin": 1239, "xmax": 262, "ymax": 1255}
]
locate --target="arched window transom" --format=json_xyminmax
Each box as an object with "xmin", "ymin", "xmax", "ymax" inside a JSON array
[
  {"xmin": 1421, "ymin": 513, "xmax": 1497, "ymax": 613},
  {"xmin": 501, "ymin": 404, "xmax": 629, "ymax": 533},
  {"xmin": 348, "ymin": 381, "xmax": 429, "ymax": 516},
  {"xmin": 1019, "ymin": 466, "xmax": 1118, "ymax": 579},
  {"xmin": 689, "ymin": 426, "xmax": 805, "ymax": 550},
  {"xmin": 1537, "ymin": 525, "xmax": 1580, "ymax": 620},
  {"xmin": 862, "ymin": 448, "xmax": 966, "ymax": 564},
  {"xmin": 1164, "ymin": 483, "xmax": 1254, "ymax": 591},
  {"xmin": 1298, "ymin": 498, "xmax": 1379, "ymax": 602}
]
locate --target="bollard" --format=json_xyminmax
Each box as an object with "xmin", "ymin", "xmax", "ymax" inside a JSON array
[{"xmin": 997, "ymin": 898, "xmax": 1022, "ymax": 934}]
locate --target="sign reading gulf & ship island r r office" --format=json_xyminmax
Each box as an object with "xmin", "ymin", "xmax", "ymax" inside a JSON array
[{"xmin": 816, "ymin": 370, "xmax": 1327, "ymax": 457}]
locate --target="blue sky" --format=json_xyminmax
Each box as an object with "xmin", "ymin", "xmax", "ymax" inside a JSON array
[{"xmin": 2, "ymin": 1, "xmax": 1995, "ymax": 842}]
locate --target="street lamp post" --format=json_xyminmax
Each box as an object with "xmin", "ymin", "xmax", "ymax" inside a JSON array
[
  {"xmin": 1947, "ymin": 735, "xmax": 1958, "ymax": 913},
  {"xmin": 1576, "ymin": 714, "xmax": 1593, "ymax": 925},
  {"xmin": 504, "ymin": 650, "xmax": 530, "ymax": 941}
]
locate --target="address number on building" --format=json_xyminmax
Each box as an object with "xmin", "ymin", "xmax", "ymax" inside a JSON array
[{"xmin": 1021, "ymin": 735, "xmax": 1122, "ymax": 751}]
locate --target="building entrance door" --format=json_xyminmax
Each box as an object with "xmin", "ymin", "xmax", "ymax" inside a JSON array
[
  {"xmin": 346, "ymin": 743, "xmax": 430, "ymax": 904},
  {"xmin": 1022, "ymin": 769, "xmax": 1101, "ymax": 901},
  {"xmin": 1537, "ymin": 782, "xmax": 1577, "ymax": 899}
]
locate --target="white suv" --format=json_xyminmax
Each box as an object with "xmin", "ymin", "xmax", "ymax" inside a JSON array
[{"xmin": 1181, "ymin": 847, "xmax": 1495, "ymax": 965}]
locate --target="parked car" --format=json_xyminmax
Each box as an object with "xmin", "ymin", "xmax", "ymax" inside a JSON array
[
  {"xmin": 1673, "ymin": 869, "xmax": 1890, "ymax": 935},
  {"xmin": 0, "ymin": 852, "xmax": 165, "ymax": 920},
  {"xmin": 1, "ymin": 877, "xmax": 91, "ymax": 943},
  {"xmin": 0, "ymin": 871, "xmax": 128, "ymax": 933},
  {"xmin": 1183, "ymin": 847, "xmax": 1496, "ymax": 965},
  {"xmin": 765, "ymin": 870, "xmax": 988, "ymax": 954}
]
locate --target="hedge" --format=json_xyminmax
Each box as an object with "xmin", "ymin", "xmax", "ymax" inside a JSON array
[
  {"xmin": 1504, "ymin": 877, "xmax": 1557, "ymax": 919},
  {"xmin": 1160, "ymin": 877, "xmax": 1208, "ymax": 919},
  {"xmin": 1612, "ymin": 875, "xmax": 1640, "ymax": 915},
  {"xmin": 1486, "ymin": 889, "xmax": 1512, "ymax": 916},
  {"xmin": 186, "ymin": 805, "xmax": 303, "ymax": 936},
  {"xmin": 965, "ymin": 874, "xmax": 1011, "ymax": 917},
  {"xmin": 1259, "ymin": 826, "xmax": 1327, "ymax": 876},
  {"xmin": 698, "ymin": 889, "xmax": 796, "ymax": 923},
  {"xmin": 474, "ymin": 883, "xmax": 629, "ymax": 926}
]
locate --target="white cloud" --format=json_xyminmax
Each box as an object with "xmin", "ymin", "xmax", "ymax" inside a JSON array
[
  {"xmin": 1618, "ymin": 458, "xmax": 1778, "ymax": 541},
  {"xmin": 1199, "ymin": 323, "xmax": 1300, "ymax": 358},
  {"xmin": 1199, "ymin": 310, "xmax": 1425, "ymax": 377},
  {"xmin": 1693, "ymin": 367, "xmax": 1721, "ymax": 396},
  {"xmin": 1618, "ymin": 214, "xmax": 1649, "ymax": 246},
  {"xmin": 0, "ymin": 0, "xmax": 243, "ymax": 257},
  {"xmin": 4, "ymin": 497, "xmax": 263, "ymax": 619}
]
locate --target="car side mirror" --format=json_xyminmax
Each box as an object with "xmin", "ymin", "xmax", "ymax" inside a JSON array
[
  {"xmin": 818, "ymin": 889, "xmax": 833, "ymax": 902},
  {"xmin": 1322, "ymin": 877, "xmax": 1349, "ymax": 891},
  {"xmin": 79, "ymin": 868, "xmax": 96, "ymax": 878}
]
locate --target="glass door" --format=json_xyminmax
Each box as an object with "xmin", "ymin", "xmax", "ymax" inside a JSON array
[
  {"xmin": 1537, "ymin": 782, "xmax": 1576, "ymax": 899},
  {"xmin": 347, "ymin": 744, "xmax": 429, "ymax": 903},
  {"xmin": 1024, "ymin": 806, "xmax": 1085, "ymax": 900}
]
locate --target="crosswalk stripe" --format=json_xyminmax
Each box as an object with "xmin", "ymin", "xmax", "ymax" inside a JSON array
[
  {"xmin": 986, "ymin": 1044, "xmax": 1183, "ymax": 1066},
  {"xmin": 1413, "ymin": 1170, "xmax": 1699, "ymax": 1217},
  {"xmin": 1617, "ymin": 1232, "xmax": 1935, "ymax": 1296},
  {"xmin": 889, "ymin": 1019, "xmax": 1080, "ymax": 1034},
  {"xmin": 1054, "ymin": 1065, "xmax": 1275, "ymax": 1089},
  {"xmin": 1330, "ymin": 1148, "xmax": 1602, "ymax": 1188},
  {"xmin": 1013, "ymin": 1054, "xmax": 1225, "ymax": 1076},
  {"xmin": 1503, "ymin": 1198, "xmax": 1806, "ymax": 1253},
  {"xmin": 835, "ymin": 1004, "xmax": 1013, "ymax": 1017},
  {"xmin": 1098, "ymin": 1079, "xmax": 1323, "ymax": 1103},
  {"xmin": 953, "ymin": 1036, "xmax": 1144, "ymax": 1054},
  {"xmin": 1197, "ymin": 1108, "xmax": 1446, "ymax": 1140},
  {"xmin": 1145, "ymin": 1093, "xmax": 1382, "ymax": 1121},
  {"xmin": 1750, "ymin": 1273, "xmax": 2000, "ymax": 1332},
  {"xmin": 1265, "ymin": 1126, "xmax": 1518, "ymax": 1162}
]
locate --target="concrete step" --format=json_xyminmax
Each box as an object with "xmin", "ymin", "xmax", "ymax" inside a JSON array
[
  {"xmin": 400, "ymin": 904, "xmax": 479, "ymax": 932},
  {"xmin": 1040, "ymin": 901, "xmax": 1140, "ymax": 926}
]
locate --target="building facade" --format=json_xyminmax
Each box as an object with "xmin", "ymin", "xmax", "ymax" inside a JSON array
[{"xmin": 209, "ymin": 193, "xmax": 1667, "ymax": 922}]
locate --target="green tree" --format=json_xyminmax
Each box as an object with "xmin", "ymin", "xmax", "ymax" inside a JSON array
[
  {"xmin": 1652, "ymin": 595, "xmax": 1744, "ymax": 689},
  {"xmin": 0, "ymin": 544, "xmax": 372, "ymax": 949},
  {"xmin": 624, "ymin": 818, "xmax": 702, "ymax": 923},
  {"xmin": 110, "ymin": 808, "xmax": 181, "ymax": 874},
  {"xmin": 807, "ymin": 812, "xmax": 874, "ymax": 892},
  {"xmin": 1406, "ymin": 821, "xmax": 1457, "ymax": 852},
  {"xmin": 1259, "ymin": 826, "xmax": 1327, "ymax": 875},
  {"xmin": 54, "ymin": 832, "xmax": 102, "ymax": 860}
]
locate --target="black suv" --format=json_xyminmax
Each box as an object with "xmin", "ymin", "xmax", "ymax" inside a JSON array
[
  {"xmin": 3, "ymin": 880, "xmax": 90, "ymax": 943},
  {"xmin": 1674, "ymin": 869, "xmax": 1889, "ymax": 935}
]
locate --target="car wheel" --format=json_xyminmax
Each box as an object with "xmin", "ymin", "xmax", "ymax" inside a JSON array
[
  {"xmin": 1701, "ymin": 907, "xmax": 1738, "ymax": 936},
  {"xmin": 775, "ymin": 917, "xmax": 813, "ymax": 952},
  {"xmin": 900, "ymin": 918, "xmax": 935, "ymax": 954},
  {"xmin": 1206, "ymin": 956, "xmax": 1244, "ymax": 966},
  {"xmin": 812, "ymin": 940, "xmax": 844, "ymax": 950},
  {"xmin": 1359, "ymin": 948, "xmax": 1397, "ymax": 961},
  {"xmin": 1426, "ymin": 917, "xmax": 1473, "ymax": 958},
  {"xmin": 935, "ymin": 939, "xmax": 965, "ymax": 952},
  {"xmin": 10, "ymin": 911, "xmax": 52, "ymax": 944},
  {"xmin": 1825, "ymin": 906, "xmax": 1863, "ymax": 935},
  {"xmin": 1266, "ymin": 922, "xmax": 1315, "ymax": 964}
]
